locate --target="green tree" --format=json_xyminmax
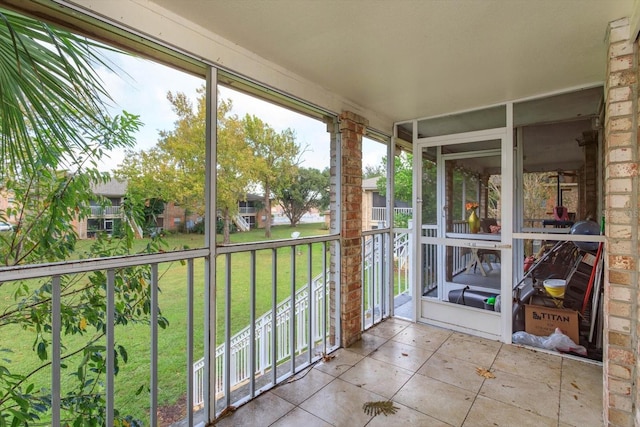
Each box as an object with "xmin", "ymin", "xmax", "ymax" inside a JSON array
[
  {"xmin": 376, "ymin": 153, "xmax": 413, "ymax": 203},
  {"xmin": 115, "ymin": 147, "xmax": 172, "ymax": 209},
  {"xmin": 217, "ymin": 101, "xmax": 255, "ymax": 243},
  {"xmin": 116, "ymin": 92, "xmax": 254, "ymax": 244},
  {"xmin": 274, "ymin": 167, "xmax": 329, "ymax": 227},
  {"xmin": 243, "ymin": 115, "xmax": 301, "ymax": 238},
  {"xmin": 117, "ymin": 90, "xmax": 207, "ymax": 220},
  {"xmin": 374, "ymin": 153, "xmax": 440, "ymax": 224},
  {"xmin": 363, "ymin": 163, "xmax": 385, "ymax": 179},
  {"xmin": 0, "ymin": 9, "xmax": 158, "ymax": 426}
]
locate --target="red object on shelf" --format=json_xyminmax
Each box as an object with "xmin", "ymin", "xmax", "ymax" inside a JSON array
[
  {"xmin": 524, "ymin": 256, "xmax": 535, "ymax": 272},
  {"xmin": 553, "ymin": 206, "xmax": 569, "ymax": 221},
  {"xmin": 581, "ymin": 241, "xmax": 603, "ymax": 314}
]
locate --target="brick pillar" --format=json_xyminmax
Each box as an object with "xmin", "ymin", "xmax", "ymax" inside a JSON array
[
  {"xmin": 603, "ymin": 17, "xmax": 639, "ymax": 426},
  {"xmin": 339, "ymin": 111, "xmax": 368, "ymax": 348}
]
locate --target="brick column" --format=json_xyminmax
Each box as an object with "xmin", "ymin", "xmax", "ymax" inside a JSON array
[
  {"xmin": 603, "ymin": 17, "xmax": 639, "ymax": 426},
  {"xmin": 339, "ymin": 111, "xmax": 368, "ymax": 348}
]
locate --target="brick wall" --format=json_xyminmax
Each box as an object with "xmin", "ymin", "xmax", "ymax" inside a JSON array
[
  {"xmin": 339, "ymin": 111, "xmax": 368, "ymax": 348},
  {"xmin": 604, "ymin": 17, "xmax": 639, "ymax": 426},
  {"xmin": 162, "ymin": 202, "xmax": 186, "ymax": 231}
]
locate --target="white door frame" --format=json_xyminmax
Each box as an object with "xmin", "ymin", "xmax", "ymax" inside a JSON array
[{"xmin": 412, "ymin": 127, "xmax": 514, "ymax": 342}]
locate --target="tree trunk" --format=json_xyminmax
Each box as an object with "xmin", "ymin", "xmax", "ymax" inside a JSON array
[
  {"xmin": 264, "ymin": 183, "xmax": 271, "ymax": 238},
  {"xmin": 223, "ymin": 208, "xmax": 231, "ymax": 244}
]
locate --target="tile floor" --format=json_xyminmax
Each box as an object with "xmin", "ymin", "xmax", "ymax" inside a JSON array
[{"xmin": 215, "ymin": 318, "xmax": 602, "ymax": 427}]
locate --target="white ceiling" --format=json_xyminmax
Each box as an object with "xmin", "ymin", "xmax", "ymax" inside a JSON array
[{"xmin": 152, "ymin": 0, "xmax": 634, "ymax": 123}]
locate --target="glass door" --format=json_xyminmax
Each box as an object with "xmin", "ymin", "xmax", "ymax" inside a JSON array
[{"xmin": 414, "ymin": 130, "xmax": 513, "ymax": 341}]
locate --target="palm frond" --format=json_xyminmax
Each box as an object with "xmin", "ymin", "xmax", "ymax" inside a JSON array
[
  {"xmin": 0, "ymin": 8, "xmax": 129, "ymax": 177},
  {"xmin": 362, "ymin": 400, "xmax": 399, "ymax": 417}
]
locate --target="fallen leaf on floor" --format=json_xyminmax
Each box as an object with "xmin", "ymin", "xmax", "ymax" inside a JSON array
[
  {"xmin": 475, "ymin": 367, "xmax": 495, "ymax": 379},
  {"xmin": 574, "ymin": 395, "xmax": 578, "ymax": 400},
  {"xmin": 207, "ymin": 405, "xmax": 236, "ymax": 425},
  {"xmin": 571, "ymin": 382, "xmax": 580, "ymax": 390},
  {"xmin": 321, "ymin": 352, "xmax": 336, "ymax": 362},
  {"xmin": 401, "ymin": 352, "xmax": 409, "ymax": 357}
]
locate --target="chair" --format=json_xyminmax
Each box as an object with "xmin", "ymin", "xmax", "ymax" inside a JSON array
[
  {"xmin": 478, "ymin": 249, "xmax": 501, "ymax": 270},
  {"xmin": 478, "ymin": 218, "xmax": 501, "ymax": 268},
  {"xmin": 480, "ymin": 218, "xmax": 498, "ymax": 233}
]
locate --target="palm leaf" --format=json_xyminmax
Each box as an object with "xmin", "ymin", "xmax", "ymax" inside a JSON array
[
  {"xmin": 0, "ymin": 8, "xmax": 127, "ymax": 178},
  {"xmin": 362, "ymin": 400, "xmax": 399, "ymax": 417}
]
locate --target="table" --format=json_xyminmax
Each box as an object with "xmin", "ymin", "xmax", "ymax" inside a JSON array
[{"xmin": 465, "ymin": 247, "xmax": 488, "ymax": 276}]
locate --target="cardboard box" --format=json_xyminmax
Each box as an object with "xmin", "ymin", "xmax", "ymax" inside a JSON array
[{"xmin": 525, "ymin": 304, "xmax": 579, "ymax": 344}]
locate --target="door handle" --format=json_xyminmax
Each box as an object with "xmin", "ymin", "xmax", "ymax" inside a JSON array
[{"xmin": 467, "ymin": 242, "xmax": 511, "ymax": 249}]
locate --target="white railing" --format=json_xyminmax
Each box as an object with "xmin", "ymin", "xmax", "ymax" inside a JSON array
[
  {"xmin": 361, "ymin": 229, "xmax": 413, "ymax": 329},
  {"xmin": 238, "ymin": 206, "xmax": 257, "ymax": 214},
  {"xmin": 371, "ymin": 207, "xmax": 413, "ymax": 223},
  {"xmin": 451, "ymin": 221, "xmax": 468, "ymax": 274},
  {"xmin": 89, "ymin": 205, "xmax": 121, "ymax": 216},
  {"xmin": 192, "ymin": 270, "xmax": 329, "ymax": 407},
  {"xmin": 232, "ymin": 214, "xmax": 251, "ymax": 231},
  {"xmin": 362, "ymin": 231, "xmax": 387, "ymax": 329},
  {"xmin": 1, "ymin": 233, "xmax": 339, "ymax": 425},
  {"xmin": 422, "ymin": 225, "xmax": 438, "ymax": 295},
  {"xmin": 393, "ymin": 232, "xmax": 410, "ymax": 296},
  {"xmin": 0, "ymin": 248, "xmax": 209, "ymax": 427},
  {"xmin": 212, "ymin": 235, "xmax": 338, "ymax": 415}
]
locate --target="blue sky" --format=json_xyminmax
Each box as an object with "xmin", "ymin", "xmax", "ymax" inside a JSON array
[{"xmin": 96, "ymin": 52, "xmax": 386, "ymax": 173}]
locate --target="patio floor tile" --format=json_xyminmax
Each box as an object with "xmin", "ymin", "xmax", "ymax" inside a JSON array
[
  {"xmin": 368, "ymin": 339, "xmax": 434, "ymax": 371},
  {"xmin": 391, "ymin": 323, "xmax": 453, "ymax": 351},
  {"xmin": 417, "ymin": 352, "xmax": 486, "ymax": 393},
  {"xmin": 394, "ymin": 373, "xmax": 476, "ymax": 426},
  {"xmin": 272, "ymin": 368, "xmax": 334, "ymax": 405},
  {"xmin": 215, "ymin": 393, "xmax": 294, "ymax": 427},
  {"xmin": 478, "ymin": 368, "xmax": 560, "ymax": 419},
  {"xmin": 462, "ymin": 395, "xmax": 557, "ymax": 427},
  {"xmin": 339, "ymin": 356, "xmax": 413, "ymax": 398},
  {"xmin": 189, "ymin": 319, "xmax": 603, "ymax": 427},
  {"xmin": 435, "ymin": 333, "xmax": 501, "ymax": 367},
  {"xmin": 298, "ymin": 378, "xmax": 382, "ymax": 426},
  {"xmin": 270, "ymin": 407, "xmax": 332, "ymax": 427}
]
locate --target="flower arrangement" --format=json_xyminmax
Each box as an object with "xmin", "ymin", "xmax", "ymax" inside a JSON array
[{"xmin": 465, "ymin": 202, "xmax": 479, "ymax": 211}]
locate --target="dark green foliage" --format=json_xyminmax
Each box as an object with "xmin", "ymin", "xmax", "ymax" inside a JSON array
[
  {"xmin": 393, "ymin": 212, "xmax": 412, "ymax": 228},
  {"xmin": 142, "ymin": 198, "xmax": 165, "ymax": 234},
  {"xmin": 0, "ymin": 8, "xmax": 159, "ymax": 426},
  {"xmin": 215, "ymin": 219, "xmax": 236, "ymax": 235},
  {"xmin": 274, "ymin": 167, "xmax": 329, "ymax": 227}
]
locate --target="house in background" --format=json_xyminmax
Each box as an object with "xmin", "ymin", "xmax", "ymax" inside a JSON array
[
  {"xmin": 237, "ymin": 193, "xmax": 264, "ymax": 229},
  {"xmin": 362, "ymin": 176, "xmax": 411, "ymax": 230},
  {"xmin": 238, "ymin": 194, "xmax": 324, "ymax": 229},
  {"xmin": 76, "ymin": 179, "xmax": 195, "ymax": 238},
  {"xmin": 77, "ymin": 179, "xmax": 128, "ymax": 238}
]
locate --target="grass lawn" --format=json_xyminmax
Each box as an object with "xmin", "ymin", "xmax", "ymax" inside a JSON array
[{"xmin": 0, "ymin": 223, "xmax": 331, "ymax": 424}]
